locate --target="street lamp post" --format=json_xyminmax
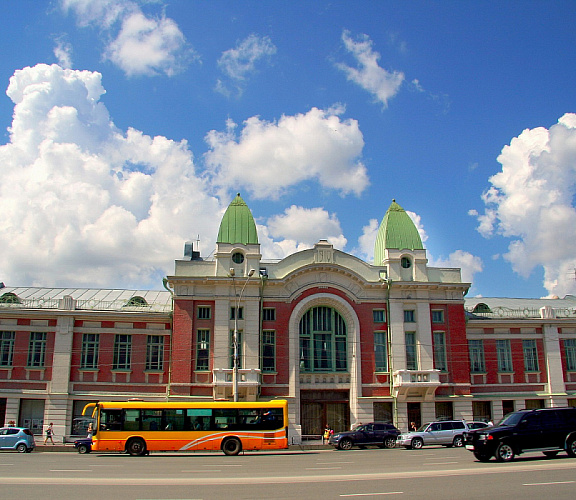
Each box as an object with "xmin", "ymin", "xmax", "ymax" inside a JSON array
[{"xmin": 230, "ymin": 267, "xmax": 255, "ymax": 402}]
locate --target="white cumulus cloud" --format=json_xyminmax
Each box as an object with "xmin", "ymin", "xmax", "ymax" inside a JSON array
[
  {"xmin": 0, "ymin": 63, "xmax": 221, "ymax": 288},
  {"xmin": 336, "ymin": 30, "xmax": 404, "ymax": 109},
  {"xmin": 431, "ymin": 250, "xmax": 483, "ymax": 286},
  {"xmin": 61, "ymin": 0, "xmax": 190, "ymax": 76},
  {"xmin": 474, "ymin": 114, "xmax": 576, "ymax": 297},
  {"xmin": 204, "ymin": 106, "xmax": 369, "ymax": 199},
  {"xmin": 217, "ymin": 33, "xmax": 276, "ymax": 95}
]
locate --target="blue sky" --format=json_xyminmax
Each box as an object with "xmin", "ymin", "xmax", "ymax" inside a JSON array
[{"xmin": 1, "ymin": 0, "xmax": 576, "ymax": 298}]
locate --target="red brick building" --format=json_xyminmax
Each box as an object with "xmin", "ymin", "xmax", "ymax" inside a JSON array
[{"xmin": 1, "ymin": 196, "xmax": 576, "ymax": 442}]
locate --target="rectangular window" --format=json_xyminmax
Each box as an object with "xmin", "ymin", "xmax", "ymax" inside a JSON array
[
  {"xmin": 146, "ymin": 335, "xmax": 164, "ymax": 370},
  {"xmin": 469, "ymin": 339, "xmax": 485, "ymax": 373},
  {"xmin": 565, "ymin": 339, "xmax": 576, "ymax": 371},
  {"xmin": 404, "ymin": 310, "xmax": 415, "ymax": 323},
  {"xmin": 0, "ymin": 331, "xmax": 15, "ymax": 367},
  {"xmin": 230, "ymin": 307, "xmax": 244, "ymax": 320},
  {"xmin": 197, "ymin": 306, "xmax": 211, "ymax": 319},
  {"xmin": 229, "ymin": 330, "xmax": 243, "ymax": 369},
  {"xmin": 196, "ymin": 329, "xmax": 210, "ymax": 371},
  {"xmin": 27, "ymin": 332, "xmax": 47, "ymax": 367},
  {"xmin": 374, "ymin": 331, "xmax": 388, "ymax": 371},
  {"xmin": 433, "ymin": 331, "xmax": 447, "ymax": 371},
  {"xmin": 262, "ymin": 330, "xmax": 276, "ymax": 372},
  {"xmin": 373, "ymin": 309, "xmax": 386, "ymax": 323},
  {"xmin": 431, "ymin": 310, "xmax": 444, "ymax": 323},
  {"xmin": 523, "ymin": 339, "xmax": 539, "ymax": 371},
  {"xmin": 81, "ymin": 333, "xmax": 99, "ymax": 369},
  {"xmin": 496, "ymin": 339, "xmax": 513, "ymax": 372},
  {"xmin": 113, "ymin": 334, "xmax": 132, "ymax": 370},
  {"xmin": 405, "ymin": 332, "xmax": 417, "ymax": 370},
  {"xmin": 262, "ymin": 308, "xmax": 276, "ymax": 321}
]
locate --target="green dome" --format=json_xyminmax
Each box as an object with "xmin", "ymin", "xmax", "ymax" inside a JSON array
[
  {"xmin": 374, "ymin": 200, "xmax": 423, "ymax": 264},
  {"xmin": 217, "ymin": 193, "xmax": 259, "ymax": 245}
]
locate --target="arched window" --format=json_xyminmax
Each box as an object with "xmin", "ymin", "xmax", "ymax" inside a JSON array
[
  {"xmin": 124, "ymin": 296, "xmax": 148, "ymax": 307},
  {"xmin": 0, "ymin": 292, "xmax": 21, "ymax": 304},
  {"xmin": 299, "ymin": 306, "xmax": 347, "ymax": 372},
  {"xmin": 472, "ymin": 303, "xmax": 491, "ymax": 314}
]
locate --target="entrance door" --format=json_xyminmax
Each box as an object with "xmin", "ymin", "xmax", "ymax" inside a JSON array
[
  {"xmin": 301, "ymin": 391, "xmax": 350, "ymax": 436},
  {"xmin": 407, "ymin": 402, "xmax": 421, "ymax": 431}
]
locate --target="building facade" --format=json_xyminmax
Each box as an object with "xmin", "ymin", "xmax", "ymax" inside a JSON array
[{"xmin": 1, "ymin": 196, "xmax": 576, "ymax": 442}]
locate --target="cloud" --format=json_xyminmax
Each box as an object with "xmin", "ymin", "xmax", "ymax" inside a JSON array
[
  {"xmin": 0, "ymin": 63, "xmax": 221, "ymax": 288},
  {"xmin": 336, "ymin": 30, "xmax": 404, "ymax": 108},
  {"xmin": 204, "ymin": 106, "xmax": 369, "ymax": 199},
  {"xmin": 474, "ymin": 114, "xmax": 576, "ymax": 296},
  {"xmin": 61, "ymin": 0, "xmax": 191, "ymax": 76},
  {"xmin": 53, "ymin": 37, "xmax": 73, "ymax": 68},
  {"xmin": 217, "ymin": 34, "xmax": 276, "ymax": 95},
  {"xmin": 430, "ymin": 250, "xmax": 483, "ymax": 285}
]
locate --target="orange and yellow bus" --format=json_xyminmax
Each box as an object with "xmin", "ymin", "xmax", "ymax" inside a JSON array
[{"xmin": 82, "ymin": 399, "xmax": 288, "ymax": 456}]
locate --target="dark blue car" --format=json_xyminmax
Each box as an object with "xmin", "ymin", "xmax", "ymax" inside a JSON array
[{"xmin": 73, "ymin": 438, "xmax": 92, "ymax": 454}]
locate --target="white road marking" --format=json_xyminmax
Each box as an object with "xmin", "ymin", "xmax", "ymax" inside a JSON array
[
  {"xmin": 523, "ymin": 481, "xmax": 575, "ymax": 486},
  {"xmin": 340, "ymin": 492, "xmax": 403, "ymax": 497}
]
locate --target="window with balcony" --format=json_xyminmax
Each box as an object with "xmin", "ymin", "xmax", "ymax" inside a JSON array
[
  {"xmin": 299, "ymin": 306, "xmax": 347, "ymax": 372},
  {"xmin": 27, "ymin": 332, "xmax": 47, "ymax": 367},
  {"xmin": 405, "ymin": 332, "xmax": 418, "ymax": 370},
  {"xmin": 146, "ymin": 335, "xmax": 164, "ymax": 370},
  {"xmin": 496, "ymin": 339, "xmax": 513, "ymax": 372},
  {"xmin": 81, "ymin": 333, "xmax": 99, "ymax": 369},
  {"xmin": 469, "ymin": 339, "xmax": 485, "ymax": 373},
  {"xmin": 0, "ymin": 331, "xmax": 15, "ymax": 367}
]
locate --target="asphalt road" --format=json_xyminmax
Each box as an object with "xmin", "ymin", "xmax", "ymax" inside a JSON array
[{"xmin": 2, "ymin": 445, "xmax": 576, "ymax": 499}]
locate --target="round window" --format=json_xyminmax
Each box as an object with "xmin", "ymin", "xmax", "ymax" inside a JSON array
[
  {"xmin": 401, "ymin": 257, "xmax": 411, "ymax": 269},
  {"xmin": 232, "ymin": 252, "xmax": 245, "ymax": 264}
]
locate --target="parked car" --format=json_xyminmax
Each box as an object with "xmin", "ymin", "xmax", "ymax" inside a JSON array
[
  {"xmin": 397, "ymin": 420, "xmax": 488, "ymax": 449},
  {"xmin": 329, "ymin": 422, "xmax": 400, "ymax": 450},
  {"xmin": 73, "ymin": 438, "xmax": 92, "ymax": 454},
  {"xmin": 465, "ymin": 407, "xmax": 576, "ymax": 462},
  {"xmin": 0, "ymin": 426, "xmax": 35, "ymax": 453}
]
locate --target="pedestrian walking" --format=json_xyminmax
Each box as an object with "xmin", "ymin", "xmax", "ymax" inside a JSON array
[
  {"xmin": 44, "ymin": 422, "xmax": 55, "ymax": 445},
  {"xmin": 323, "ymin": 424, "xmax": 332, "ymax": 445}
]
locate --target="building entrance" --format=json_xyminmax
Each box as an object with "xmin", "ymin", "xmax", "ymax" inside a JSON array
[{"xmin": 300, "ymin": 390, "xmax": 349, "ymax": 436}]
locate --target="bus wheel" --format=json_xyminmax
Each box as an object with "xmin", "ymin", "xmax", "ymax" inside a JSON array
[
  {"xmin": 127, "ymin": 438, "xmax": 147, "ymax": 456},
  {"xmin": 222, "ymin": 437, "xmax": 242, "ymax": 456}
]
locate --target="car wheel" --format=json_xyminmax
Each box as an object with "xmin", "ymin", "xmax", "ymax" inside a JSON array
[
  {"xmin": 495, "ymin": 442, "xmax": 515, "ymax": 462},
  {"xmin": 221, "ymin": 437, "xmax": 242, "ymax": 456},
  {"xmin": 16, "ymin": 443, "xmax": 27, "ymax": 453},
  {"xmin": 384, "ymin": 437, "xmax": 396, "ymax": 449},
  {"xmin": 77, "ymin": 444, "xmax": 90, "ymax": 454},
  {"xmin": 453, "ymin": 435, "xmax": 464, "ymax": 448},
  {"xmin": 127, "ymin": 438, "xmax": 147, "ymax": 456},
  {"xmin": 338, "ymin": 438, "xmax": 353, "ymax": 450},
  {"xmin": 411, "ymin": 438, "xmax": 424, "ymax": 450},
  {"xmin": 543, "ymin": 450, "xmax": 559, "ymax": 458},
  {"xmin": 566, "ymin": 437, "xmax": 576, "ymax": 457},
  {"xmin": 473, "ymin": 451, "xmax": 491, "ymax": 462}
]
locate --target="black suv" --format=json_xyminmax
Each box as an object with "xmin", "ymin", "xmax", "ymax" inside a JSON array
[
  {"xmin": 329, "ymin": 422, "xmax": 400, "ymax": 450},
  {"xmin": 465, "ymin": 407, "xmax": 576, "ymax": 462}
]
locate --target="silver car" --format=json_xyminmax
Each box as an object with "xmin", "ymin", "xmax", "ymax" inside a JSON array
[
  {"xmin": 0, "ymin": 427, "xmax": 36, "ymax": 453},
  {"xmin": 397, "ymin": 420, "xmax": 487, "ymax": 449}
]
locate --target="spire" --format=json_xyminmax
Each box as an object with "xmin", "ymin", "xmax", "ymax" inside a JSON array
[
  {"xmin": 217, "ymin": 193, "xmax": 259, "ymax": 245},
  {"xmin": 374, "ymin": 199, "xmax": 423, "ymax": 264}
]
